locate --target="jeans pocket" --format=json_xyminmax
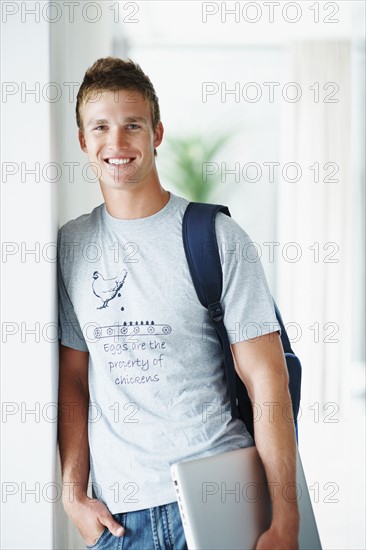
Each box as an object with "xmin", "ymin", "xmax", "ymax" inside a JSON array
[{"xmin": 85, "ymin": 527, "xmax": 108, "ymax": 549}]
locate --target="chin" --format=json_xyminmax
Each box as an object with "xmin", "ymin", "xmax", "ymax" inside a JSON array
[{"xmin": 102, "ymin": 178, "xmax": 140, "ymax": 190}]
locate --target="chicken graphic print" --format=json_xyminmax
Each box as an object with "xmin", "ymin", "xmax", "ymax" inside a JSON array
[{"xmin": 92, "ymin": 270, "xmax": 127, "ymax": 309}]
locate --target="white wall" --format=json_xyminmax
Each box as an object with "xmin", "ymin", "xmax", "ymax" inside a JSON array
[{"xmin": 1, "ymin": 10, "xmax": 57, "ymax": 550}]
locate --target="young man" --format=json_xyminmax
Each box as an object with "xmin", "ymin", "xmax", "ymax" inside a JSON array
[{"xmin": 58, "ymin": 57, "xmax": 300, "ymax": 550}]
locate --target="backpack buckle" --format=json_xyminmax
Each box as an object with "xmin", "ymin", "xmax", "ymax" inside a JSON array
[{"xmin": 208, "ymin": 302, "xmax": 224, "ymax": 322}]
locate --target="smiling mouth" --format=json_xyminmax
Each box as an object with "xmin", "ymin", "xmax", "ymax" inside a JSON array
[{"xmin": 104, "ymin": 157, "xmax": 136, "ymax": 166}]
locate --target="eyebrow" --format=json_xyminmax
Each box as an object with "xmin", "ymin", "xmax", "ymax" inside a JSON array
[
  {"xmin": 86, "ymin": 118, "xmax": 108, "ymax": 128},
  {"xmin": 86, "ymin": 116, "xmax": 148, "ymax": 129},
  {"xmin": 125, "ymin": 116, "xmax": 148, "ymax": 124}
]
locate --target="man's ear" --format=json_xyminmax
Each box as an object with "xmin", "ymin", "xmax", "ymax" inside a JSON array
[
  {"xmin": 78, "ymin": 129, "xmax": 87, "ymax": 152},
  {"xmin": 154, "ymin": 121, "xmax": 164, "ymax": 149}
]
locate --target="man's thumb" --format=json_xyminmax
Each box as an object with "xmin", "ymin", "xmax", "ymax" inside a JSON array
[
  {"xmin": 107, "ymin": 519, "xmax": 125, "ymax": 537},
  {"xmin": 98, "ymin": 503, "xmax": 125, "ymax": 537}
]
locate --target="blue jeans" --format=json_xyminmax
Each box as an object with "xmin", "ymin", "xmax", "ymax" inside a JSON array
[{"xmin": 85, "ymin": 501, "xmax": 188, "ymax": 550}]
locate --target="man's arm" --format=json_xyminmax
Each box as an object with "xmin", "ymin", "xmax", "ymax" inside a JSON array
[
  {"xmin": 231, "ymin": 331, "xmax": 300, "ymax": 550},
  {"xmin": 58, "ymin": 344, "xmax": 124, "ymax": 546}
]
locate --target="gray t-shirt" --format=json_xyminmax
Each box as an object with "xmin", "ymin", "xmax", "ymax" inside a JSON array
[{"xmin": 58, "ymin": 192, "xmax": 280, "ymax": 513}]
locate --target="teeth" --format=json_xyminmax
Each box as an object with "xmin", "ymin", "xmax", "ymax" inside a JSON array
[{"xmin": 108, "ymin": 158, "xmax": 132, "ymax": 165}]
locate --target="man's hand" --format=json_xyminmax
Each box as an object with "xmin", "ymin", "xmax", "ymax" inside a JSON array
[
  {"xmin": 256, "ymin": 526, "xmax": 299, "ymax": 550},
  {"xmin": 63, "ymin": 494, "xmax": 124, "ymax": 547}
]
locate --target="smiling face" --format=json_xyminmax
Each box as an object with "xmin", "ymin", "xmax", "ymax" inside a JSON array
[{"xmin": 78, "ymin": 89, "xmax": 164, "ymax": 195}]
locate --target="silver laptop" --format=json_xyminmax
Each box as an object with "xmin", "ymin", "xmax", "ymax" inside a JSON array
[{"xmin": 170, "ymin": 446, "xmax": 322, "ymax": 550}]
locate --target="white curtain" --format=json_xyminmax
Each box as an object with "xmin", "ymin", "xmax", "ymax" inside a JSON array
[
  {"xmin": 276, "ymin": 43, "xmax": 362, "ymax": 547},
  {"xmin": 277, "ymin": 41, "xmax": 353, "ymax": 416}
]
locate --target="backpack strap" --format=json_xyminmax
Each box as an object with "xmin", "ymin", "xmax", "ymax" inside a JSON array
[
  {"xmin": 182, "ymin": 202, "xmax": 239, "ymax": 419},
  {"xmin": 183, "ymin": 201, "xmax": 301, "ymax": 439},
  {"xmin": 273, "ymin": 300, "xmax": 295, "ymax": 355}
]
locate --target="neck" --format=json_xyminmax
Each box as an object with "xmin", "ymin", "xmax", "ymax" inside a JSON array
[{"xmin": 102, "ymin": 177, "xmax": 170, "ymax": 220}]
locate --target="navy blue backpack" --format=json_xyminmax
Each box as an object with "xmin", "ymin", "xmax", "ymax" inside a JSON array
[{"xmin": 182, "ymin": 202, "xmax": 302, "ymax": 440}]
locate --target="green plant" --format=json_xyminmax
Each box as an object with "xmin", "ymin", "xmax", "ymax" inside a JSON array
[{"xmin": 160, "ymin": 133, "xmax": 232, "ymax": 202}]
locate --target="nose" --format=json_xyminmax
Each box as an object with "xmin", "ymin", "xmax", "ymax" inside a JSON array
[{"xmin": 109, "ymin": 127, "xmax": 129, "ymax": 150}]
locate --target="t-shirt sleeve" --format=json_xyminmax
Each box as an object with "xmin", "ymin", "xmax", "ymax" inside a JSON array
[
  {"xmin": 215, "ymin": 213, "xmax": 281, "ymax": 344},
  {"xmin": 57, "ymin": 229, "xmax": 89, "ymax": 352}
]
